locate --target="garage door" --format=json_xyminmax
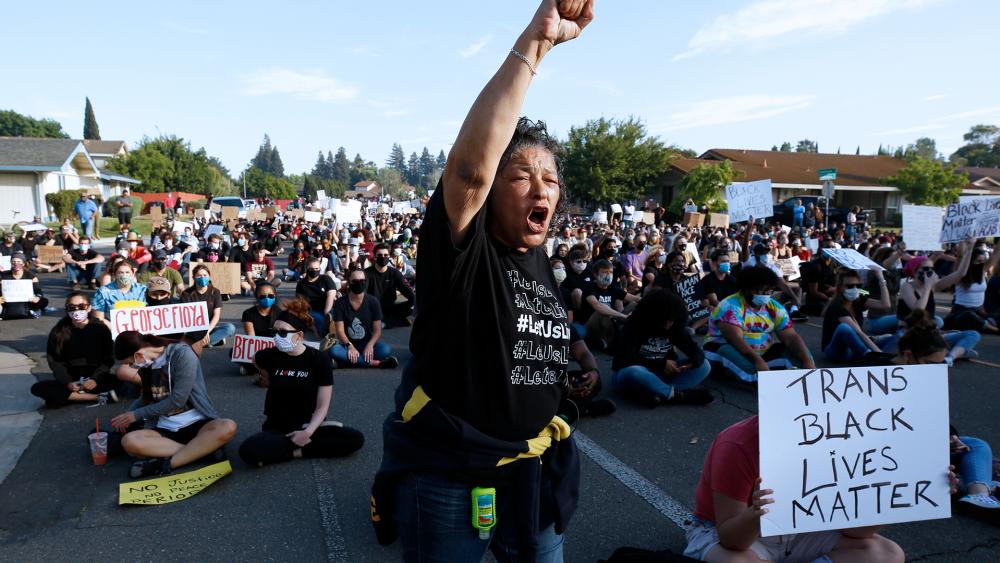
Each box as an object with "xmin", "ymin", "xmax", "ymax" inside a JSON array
[{"xmin": 0, "ymin": 174, "xmax": 37, "ymax": 224}]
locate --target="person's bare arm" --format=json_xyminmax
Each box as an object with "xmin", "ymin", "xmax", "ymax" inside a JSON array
[
  {"xmin": 868, "ymin": 266, "xmax": 891, "ymax": 312},
  {"xmin": 937, "ymin": 238, "xmax": 974, "ymax": 290},
  {"xmin": 714, "ymin": 483, "xmax": 772, "ymax": 551},
  {"xmin": 442, "ymin": 0, "xmax": 593, "ymax": 242},
  {"xmin": 243, "ymin": 321, "xmax": 255, "ymax": 336},
  {"xmin": 776, "ymin": 326, "xmax": 816, "ymax": 368},
  {"xmin": 585, "ymin": 295, "xmax": 627, "ymax": 320}
]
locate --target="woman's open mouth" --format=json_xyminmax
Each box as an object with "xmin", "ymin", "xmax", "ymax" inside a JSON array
[{"xmin": 527, "ymin": 207, "xmax": 549, "ymax": 234}]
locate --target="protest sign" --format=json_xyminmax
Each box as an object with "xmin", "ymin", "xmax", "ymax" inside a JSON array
[
  {"xmin": 610, "ymin": 203, "xmax": 623, "ymax": 214},
  {"xmin": 592, "ymin": 211, "xmax": 608, "ymax": 224},
  {"xmin": 304, "ymin": 210, "xmax": 322, "ymax": 223},
  {"xmin": 392, "ymin": 202, "xmax": 410, "ymax": 214},
  {"xmin": 221, "ymin": 207, "xmax": 238, "ymax": 221},
  {"xmin": 287, "ymin": 209, "xmax": 305, "ymax": 219},
  {"xmin": 171, "ymin": 221, "xmax": 193, "ymax": 235},
  {"xmin": 150, "ymin": 206, "xmax": 163, "ymax": 227},
  {"xmin": 209, "ymin": 203, "xmax": 222, "ymax": 213},
  {"xmin": 642, "ymin": 212, "xmax": 656, "ymax": 225},
  {"xmin": 672, "ymin": 274, "xmax": 708, "ymax": 323},
  {"xmin": 315, "ymin": 189, "xmax": 326, "ymax": 202},
  {"xmin": 725, "ymin": 180, "xmax": 773, "ymax": 223},
  {"xmin": 202, "ymin": 224, "xmax": 223, "ymax": 238},
  {"xmin": 264, "ymin": 206, "xmax": 277, "ymax": 219},
  {"xmin": 777, "ymin": 256, "xmax": 802, "ymax": 281},
  {"xmin": 110, "ymin": 301, "xmax": 210, "ymax": 339},
  {"xmin": 822, "ymin": 248, "xmax": 885, "ymax": 271},
  {"xmin": 333, "ymin": 201, "xmax": 362, "ymax": 224},
  {"xmin": 188, "ymin": 262, "xmax": 241, "ymax": 294},
  {"xmin": 119, "ymin": 460, "xmax": 232, "ymax": 505},
  {"xmin": 901, "ymin": 205, "xmax": 944, "ymax": 251},
  {"xmin": 806, "ymin": 238, "xmax": 820, "ymax": 253},
  {"xmin": 36, "ymin": 245, "xmax": 64, "ymax": 264},
  {"xmin": 1, "ymin": 279, "xmax": 34, "ymax": 302},
  {"xmin": 202, "ymin": 209, "xmax": 211, "ymax": 220},
  {"xmin": 0, "ymin": 255, "xmax": 10, "ymax": 271},
  {"xmin": 628, "ymin": 210, "xmax": 644, "ymax": 223},
  {"xmin": 939, "ymin": 198, "xmax": 1000, "ymax": 242},
  {"xmin": 758, "ymin": 365, "xmax": 951, "ymax": 536},
  {"xmin": 231, "ymin": 334, "xmax": 275, "ymax": 363},
  {"xmin": 708, "ymin": 213, "xmax": 729, "ymax": 228},
  {"xmin": 20, "ymin": 223, "xmax": 47, "ymax": 233},
  {"xmin": 682, "ymin": 212, "xmax": 704, "ymax": 227}
]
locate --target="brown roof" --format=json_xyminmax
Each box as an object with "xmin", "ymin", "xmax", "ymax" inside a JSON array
[
  {"xmin": 958, "ymin": 167, "xmax": 1000, "ymax": 183},
  {"xmin": 672, "ymin": 149, "xmax": 907, "ymax": 186},
  {"xmin": 353, "ymin": 180, "xmax": 375, "ymax": 188},
  {"xmin": 82, "ymin": 139, "xmax": 127, "ymax": 156}
]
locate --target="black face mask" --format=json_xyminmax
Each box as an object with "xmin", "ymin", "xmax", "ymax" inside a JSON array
[
  {"xmin": 306, "ymin": 268, "xmax": 320, "ymax": 277},
  {"xmin": 969, "ymin": 263, "xmax": 985, "ymax": 280},
  {"xmin": 375, "ymin": 255, "xmax": 389, "ymax": 267},
  {"xmin": 147, "ymin": 296, "xmax": 171, "ymax": 306},
  {"xmin": 349, "ymin": 280, "xmax": 366, "ymax": 294},
  {"xmin": 151, "ymin": 260, "xmax": 165, "ymax": 270}
]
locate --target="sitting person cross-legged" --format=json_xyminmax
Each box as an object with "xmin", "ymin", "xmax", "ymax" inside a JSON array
[
  {"xmin": 703, "ymin": 266, "xmax": 815, "ymax": 383},
  {"xmin": 329, "ymin": 266, "xmax": 398, "ymax": 369},
  {"xmin": 820, "ymin": 266, "xmax": 893, "ymax": 363},
  {"xmin": 239, "ymin": 299, "xmax": 364, "ymax": 466},
  {"xmin": 111, "ymin": 331, "xmax": 237, "ymax": 479}
]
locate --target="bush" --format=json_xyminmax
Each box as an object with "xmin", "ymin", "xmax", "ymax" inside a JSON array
[
  {"xmin": 102, "ymin": 195, "xmax": 143, "ymax": 216},
  {"xmin": 45, "ymin": 189, "xmax": 86, "ymax": 220},
  {"xmin": 186, "ymin": 199, "xmax": 207, "ymax": 210}
]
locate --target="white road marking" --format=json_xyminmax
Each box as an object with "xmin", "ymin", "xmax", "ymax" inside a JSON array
[
  {"xmin": 574, "ymin": 430, "xmax": 692, "ymax": 531},
  {"xmin": 312, "ymin": 459, "xmax": 349, "ymax": 563}
]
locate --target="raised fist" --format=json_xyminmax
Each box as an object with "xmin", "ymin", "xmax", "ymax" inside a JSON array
[{"xmin": 528, "ymin": 0, "xmax": 595, "ymax": 47}]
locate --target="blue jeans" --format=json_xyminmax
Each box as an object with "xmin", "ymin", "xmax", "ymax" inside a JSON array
[
  {"xmin": 866, "ymin": 315, "xmax": 900, "ymax": 336},
  {"xmin": 957, "ymin": 436, "xmax": 998, "ymax": 493},
  {"xmin": 309, "ymin": 311, "xmax": 328, "ymax": 338},
  {"xmin": 66, "ymin": 261, "xmax": 104, "ymax": 284},
  {"xmin": 395, "ymin": 471, "xmax": 564, "ymax": 563},
  {"xmin": 209, "ymin": 323, "xmax": 237, "ymax": 346},
  {"xmin": 612, "ymin": 359, "xmax": 711, "ymax": 401},
  {"xmin": 881, "ymin": 329, "xmax": 980, "ymax": 356},
  {"xmin": 81, "ymin": 219, "xmax": 94, "ymax": 238},
  {"xmin": 329, "ymin": 341, "xmax": 391, "ymax": 366},
  {"xmin": 823, "ymin": 324, "xmax": 871, "ymax": 362}
]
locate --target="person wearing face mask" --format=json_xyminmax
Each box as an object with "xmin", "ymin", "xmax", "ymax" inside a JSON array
[
  {"xmin": 241, "ymin": 281, "xmax": 280, "ymax": 336},
  {"xmin": 390, "ymin": 245, "xmax": 415, "ymax": 282},
  {"xmin": 622, "ymin": 236, "xmax": 648, "ymax": 283},
  {"xmin": 330, "ymin": 266, "xmax": 399, "ymax": 369},
  {"xmin": 92, "ymin": 260, "xmax": 147, "ymax": 323},
  {"xmin": 295, "ymin": 256, "xmax": 337, "ymax": 336},
  {"xmin": 227, "ymin": 231, "xmax": 254, "ymax": 272},
  {"xmin": 798, "ymin": 245, "xmax": 839, "ymax": 316},
  {"xmin": 110, "ymin": 331, "xmax": 237, "ymax": 479},
  {"xmin": 641, "ymin": 246, "xmax": 667, "ymax": 291},
  {"xmin": 650, "ymin": 251, "xmax": 709, "ymax": 331},
  {"xmin": 703, "ymin": 266, "xmax": 815, "ymax": 383},
  {"xmin": 242, "ymin": 242, "xmax": 282, "ymax": 295},
  {"xmin": 364, "ymin": 243, "xmax": 415, "ymax": 329},
  {"xmin": 820, "ymin": 268, "xmax": 893, "ymax": 363},
  {"xmin": 64, "ymin": 236, "xmax": 105, "ymax": 290},
  {"xmin": 144, "ymin": 277, "xmax": 175, "ymax": 307},
  {"xmin": 1, "ymin": 231, "xmax": 25, "ymax": 267},
  {"xmin": 578, "ymin": 259, "xmax": 640, "ymax": 351},
  {"xmin": 30, "ymin": 292, "xmax": 118, "ymax": 407},
  {"xmin": 897, "ymin": 242, "xmax": 976, "ymax": 329},
  {"xmin": 138, "ymin": 250, "xmax": 185, "ymax": 297},
  {"xmin": 180, "ymin": 264, "xmax": 236, "ymax": 356},
  {"xmin": 944, "ymin": 245, "xmax": 1000, "ymax": 333},
  {"xmin": 121, "ymin": 232, "xmax": 151, "ymax": 268},
  {"xmin": 239, "ymin": 300, "xmax": 364, "ymax": 467},
  {"xmin": 285, "ymin": 242, "xmax": 309, "ymax": 281},
  {"xmin": 697, "ymin": 250, "xmax": 738, "ymax": 311},
  {"xmin": 197, "ymin": 235, "xmax": 227, "ymax": 263},
  {"xmin": 0, "ymin": 253, "xmax": 48, "ymax": 319}
]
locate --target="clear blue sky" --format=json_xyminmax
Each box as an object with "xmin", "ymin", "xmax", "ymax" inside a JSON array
[{"xmin": 3, "ymin": 0, "xmax": 997, "ymax": 174}]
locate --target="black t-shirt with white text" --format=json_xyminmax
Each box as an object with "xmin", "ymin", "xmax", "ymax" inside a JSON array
[
  {"xmin": 401, "ymin": 186, "xmax": 569, "ymax": 442},
  {"xmin": 579, "ymin": 281, "xmax": 627, "ymax": 324},
  {"xmin": 255, "ymin": 346, "xmax": 333, "ymax": 432}
]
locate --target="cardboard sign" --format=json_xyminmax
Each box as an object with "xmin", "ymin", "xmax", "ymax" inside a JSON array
[
  {"xmin": 759, "ymin": 365, "xmax": 951, "ymax": 536},
  {"xmin": 822, "ymin": 248, "xmax": 885, "ymax": 271},
  {"xmin": 725, "ymin": 179, "xmax": 773, "ymax": 223},
  {"xmin": 188, "ymin": 262, "xmax": 241, "ymax": 294},
  {"xmin": 304, "ymin": 210, "xmax": 322, "ymax": 223},
  {"xmin": 610, "ymin": 203, "xmax": 623, "ymax": 214},
  {"xmin": 150, "ymin": 206, "xmax": 163, "ymax": 228},
  {"xmin": 109, "ymin": 301, "xmax": 210, "ymax": 339},
  {"xmin": 1, "ymin": 279, "xmax": 34, "ymax": 302},
  {"xmin": 708, "ymin": 213, "xmax": 730, "ymax": 228},
  {"xmin": 777, "ymin": 256, "xmax": 803, "ymax": 281},
  {"xmin": 642, "ymin": 212, "xmax": 656, "ymax": 225},
  {"xmin": 36, "ymin": 245, "xmax": 64, "ymax": 264},
  {"xmin": 119, "ymin": 460, "xmax": 232, "ymax": 505},
  {"xmin": 682, "ymin": 212, "xmax": 704, "ymax": 227},
  {"xmin": 671, "ymin": 274, "xmax": 708, "ymax": 323},
  {"xmin": 287, "ymin": 209, "xmax": 305, "ymax": 219},
  {"xmin": 231, "ymin": 334, "xmax": 275, "ymax": 363},
  {"xmin": 264, "ymin": 206, "xmax": 277, "ymax": 219},
  {"xmin": 901, "ymin": 205, "xmax": 944, "ymax": 251},
  {"xmin": 221, "ymin": 207, "xmax": 238, "ymax": 221},
  {"xmin": 245, "ymin": 210, "xmax": 261, "ymax": 222},
  {"xmin": 209, "ymin": 203, "xmax": 222, "ymax": 213}
]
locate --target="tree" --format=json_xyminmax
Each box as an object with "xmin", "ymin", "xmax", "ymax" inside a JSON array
[
  {"xmin": 779, "ymin": 142, "xmax": 792, "ymax": 152},
  {"xmin": 771, "ymin": 145, "xmax": 778, "ymax": 151},
  {"xmin": 240, "ymin": 166, "xmax": 297, "ymax": 199},
  {"xmin": 0, "ymin": 109, "xmax": 69, "ymax": 138},
  {"xmin": 949, "ymin": 124, "xmax": 1000, "ymax": 167},
  {"xmin": 106, "ymin": 135, "xmax": 231, "ymax": 195},
  {"xmin": 676, "ymin": 160, "xmax": 743, "ymax": 213},
  {"xmin": 269, "ymin": 146, "xmax": 285, "ymax": 178},
  {"xmin": 302, "ymin": 174, "xmax": 318, "ymax": 202},
  {"xmin": 856, "ymin": 146, "xmax": 861, "ymax": 155},
  {"xmin": 83, "ymin": 97, "xmax": 100, "ymax": 140},
  {"xmin": 350, "ymin": 153, "xmax": 377, "ymax": 185},
  {"xmin": 406, "ymin": 152, "xmax": 420, "ymax": 186},
  {"xmin": 436, "ymin": 149, "xmax": 447, "ymax": 170},
  {"xmin": 562, "ymin": 116, "xmax": 676, "ymax": 207},
  {"xmin": 251, "ymin": 134, "xmax": 284, "ymax": 178},
  {"xmin": 883, "ymin": 158, "xmax": 967, "ymax": 207},
  {"xmin": 418, "ymin": 147, "xmax": 435, "ymax": 189},
  {"xmin": 332, "ymin": 147, "xmax": 350, "ymax": 185},
  {"xmin": 387, "ymin": 143, "xmax": 406, "ymax": 175},
  {"xmin": 795, "ymin": 139, "xmax": 818, "ymax": 153},
  {"xmin": 377, "ymin": 168, "xmax": 409, "ymax": 201}
]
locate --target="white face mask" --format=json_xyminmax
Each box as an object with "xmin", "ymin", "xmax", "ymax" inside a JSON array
[
  {"xmin": 274, "ymin": 333, "xmax": 297, "ymax": 353},
  {"xmin": 553, "ymin": 268, "xmax": 567, "ymax": 284},
  {"xmin": 68, "ymin": 310, "xmax": 88, "ymax": 322},
  {"xmin": 571, "ymin": 261, "xmax": 587, "ymax": 274},
  {"xmin": 843, "ymin": 288, "xmax": 861, "ymax": 301}
]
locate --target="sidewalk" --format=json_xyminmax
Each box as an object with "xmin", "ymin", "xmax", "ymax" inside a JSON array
[{"xmin": 0, "ymin": 345, "xmax": 42, "ymax": 486}]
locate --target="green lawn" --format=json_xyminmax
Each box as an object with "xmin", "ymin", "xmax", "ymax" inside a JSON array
[{"xmin": 44, "ymin": 214, "xmax": 198, "ymax": 239}]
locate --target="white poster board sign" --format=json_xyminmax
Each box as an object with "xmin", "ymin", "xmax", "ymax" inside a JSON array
[
  {"xmin": 592, "ymin": 211, "xmax": 608, "ymax": 224},
  {"xmin": 315, "ymin": 189, "xmax": 326, "ymax": 202},
  {"xmin": 109, "ymin": 302, "xmax": 210, "ymax": 339},
  {"xmin": 630, "ymin": 211, "xmax": 645, "ymax": 222},
  {"xmin": 759, "ymin": 365, "xmax": 951, "ymax": 536},
  {"xmin": 171, "ymin": 221, "xmax": 193, "ymax": 235},
  {"xmin": 202, "ymin": 225, "xmax": 224, "ymax": 238},
  {"xmin": 777, "ymin": 256, "xmax": 803, "ymax": 281},
  {"xmin": 392, "ymin": 202, "xmax": 410, "ymax": 214},
  {"xmin": 1, "ymin": 279, "xmax": 34, "ymax": 302},
  {"xmin": 725, "ymin": 180, "xmax": 773, "ymax": 223},
  {"xmin": 0, "ymin": 255, "xmax": 10, "ymax": 271},
  {"xmin": 334, "ymin": 201, "xmax": 363, "ymax": 224},
  {"xmin": 303, "ymin": 210, "xmax": 322, "ymax": 223},
  {"xmin": 610, "ymin": 203, "xmax": 623, "ymax": 214},
  {"xmin": 231, "ymin": 334, "xmax": 275, "ymax": 363},
  {"xmin": 822, "ymin": 248, "xmax": 885, "ymax": 271},
  {"xmin": 901, "ymin": 205, "xmax": 944, "ymax": 251},
  {"xmin": 940, "ymin": 198, "xmax": 1000, "ymax": 243}
]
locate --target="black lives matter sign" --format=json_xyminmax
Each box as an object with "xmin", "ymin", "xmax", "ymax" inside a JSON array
[{"xmin": 758, "ymin": 365, "xmax": 951, "ymax": 536}]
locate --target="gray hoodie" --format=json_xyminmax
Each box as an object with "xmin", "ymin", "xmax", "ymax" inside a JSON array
[{"xmin": 131, "ymin": 343, "xmax": 220, "ymax": 426}]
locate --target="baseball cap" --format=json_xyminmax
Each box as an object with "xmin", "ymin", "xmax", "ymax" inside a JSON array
[{"xmin": 147, "ymin": 276, "xmax": 172, "ymax": 295}]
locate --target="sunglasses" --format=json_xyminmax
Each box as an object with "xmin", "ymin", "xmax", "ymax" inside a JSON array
[
  {"xmin": 919, "ymin": 268, "xmax": 934, "ymax": 272},
  {"xmin": 257, "ymin": 293, "xmax": 276, "ymax": 298},
  {"xmin": 270, "ymin": 328, "xmax": 300, "ymax": 338},
  {"xmin": 844, "ymin": 283, "xmax": 863, "ymax": 289},
  {"xmin": 66, "ymin": 304, "xmax": 88, "ymax": 311}
]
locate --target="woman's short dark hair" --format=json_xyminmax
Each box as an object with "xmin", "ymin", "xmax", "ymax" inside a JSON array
[
  {"xmin": 666, "ymin": 251, "xmax": 685, "ymax": 264},
  {"xmin": 627, "ymin": 288, "xmax": 688, "ymax": 333},
  {"xmin": 493, "ymin": 117, "xmax": 566, "ymax": 231},
  {"xmin": 566, "ymin": 247, "xmax": 589, "ymax": 262},
  {"xmin": 592, "ymin": 259, "xmax": 613, "ymax": 273},
  {"xmin": 114, "ymin": 331, "xmax": 178, "ymax": 361},
  {"xmin": 898, "ymin": 311, "xmax": 948, "ymax": 355},
  {"xmin": 736, "ymin": 265, "xmax": 778, "ymax": 291}
]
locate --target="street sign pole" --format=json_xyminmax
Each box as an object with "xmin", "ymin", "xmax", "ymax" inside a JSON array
[{"xmin": 819, "ymin": 170, "xmax": 837, "ymax": 232}]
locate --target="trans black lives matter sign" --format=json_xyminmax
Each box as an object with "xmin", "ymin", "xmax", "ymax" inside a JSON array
[{"xmin": 759, "ymin": 365, "xmax": 950, "ymax": 536}]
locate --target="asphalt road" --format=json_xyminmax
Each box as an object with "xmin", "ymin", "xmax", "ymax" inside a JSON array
[{"xmin": 1, "ymin": 270, "xmax": 999, "ymax": 562}]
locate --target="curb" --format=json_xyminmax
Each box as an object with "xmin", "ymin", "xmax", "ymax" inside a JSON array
[{"xmin": 0, "ymin": 346, "xmax": 43, "ymax": 485}]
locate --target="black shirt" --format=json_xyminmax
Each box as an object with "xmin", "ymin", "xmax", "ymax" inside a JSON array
[
  {"xmin": 365, "ymin": 265, "xmax": 414, "ymax": 307},
  {"xmin": 180, "ymin": 287, "xmax": 222, "ymax": 341},
  {"xmin": 401, "ymin": 186, "xmax": 568, "ymax": 442},
  {"xmin": 579, "ymin": 281, "xmax": 627, "ymax": 324},
  {"xmin": 801, "ymin": 259, "xmax": 836, "ymax": 307},
  {"xmin": 332, "ymin": 294, "xmax": 383, "ymax": 349},
  {"xmin": 255, "ymin": 346, "xmax": 333, "ymax": 432},
  {"xmin": 666, "ymin": 273, "xmax": 709, "ymax": 323},
  {"xmin": 46, "ymin": 321, "xmax": 114, "ymax": 384},
  {"xmin": 241, "ymin": 305, "xmax": 279, "ymax": 336},
  {"xmin": 696, "ymin": 272, "xmax": 739, "ymax": 306},
  {"xmin": 68, "ymin": 248, "xmax": 99, "ymax": 263},
  {"xmin": 821, "ymin": 295, "xmax": 869, "ymax": 349},
  {"xmin": 612, "ymin": 321, "xmax": 704, "ymax": 373},
  {"xmin": 296, "ymin": 274, "xmax": 336, "ymax": 313},
  {"xmin": 228, "ymin": 245, "xmax": 253, "ymax": 269}
]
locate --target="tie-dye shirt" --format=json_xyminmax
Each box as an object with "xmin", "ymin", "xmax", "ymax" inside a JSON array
[{"xmin": 705, "ymin": 292, "xmax": 791, "ymax": 353}]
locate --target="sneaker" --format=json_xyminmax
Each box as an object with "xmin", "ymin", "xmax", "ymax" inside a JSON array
[
  {"xmin": 378, "ymin": 356, "xmax": 399, "ymax": 369},
  {"xmin": 239, "ymin": 365, "xmax": 248, "ymax": 376},
  {"xmin": 666, "ymin": 389, "xmax": 715, "ymax": 406},
  {"xmin": 641, "ymin": 394, "xmax": 664, "ymax": 409},
  {"xmin": 958, "ymin": 349, "xmax": 979, "ymax": 362},
  {"xmin": 129, "ymin": 457, "xmax": 172, "ymax": 479},
  {"xmin": 96, "ymin": 390, "xmax": 119, "ymax": 405},
  {"xmin": 958, "ymin": 494, "xmax": 1000, "ymax": 510},
  {"xmin": 71, "ymin": 283, "xmax": 81, "ymax": 291},
  {"xmin": 87, "ymin": 281, "xmax": 97, "ymax": 290},
  {"xmin": 584, "ymin": 398, "xmax": 617, "ymax": 417}
]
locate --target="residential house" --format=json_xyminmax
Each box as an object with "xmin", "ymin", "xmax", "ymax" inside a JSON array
[{"xmin": 346, "ymin": 180, "xmax": 381, "ymax": 199}]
